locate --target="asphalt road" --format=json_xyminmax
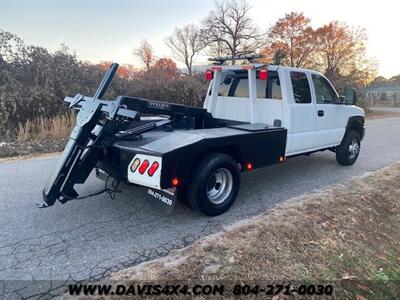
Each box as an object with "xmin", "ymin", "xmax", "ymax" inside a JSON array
[
  {"xmin": 370, "ymin": 106, "xmax": 400, "ymax": 113},
  {"xmin": 0, "ymin": 117, "xmax": 399, "ymax": 297}
]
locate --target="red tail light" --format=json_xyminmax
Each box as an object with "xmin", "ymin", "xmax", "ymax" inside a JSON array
[
  {"xmin": 259, "ymin": 69, "xmax": 268, "ymax": 80},
  {"xmin": 147, "ymin": 161, "xmax": 159, "ymax": 177},
  {"xmin": 245, "ymin": 163, "xmax": 253, "ymax": 170},
  {"xmin": 138, "ymin": 160, "xmax": 150, "ymax": 174},
  {"xmin": 205, "ymin": 70, "xmax": 213, "ymax": 81}
]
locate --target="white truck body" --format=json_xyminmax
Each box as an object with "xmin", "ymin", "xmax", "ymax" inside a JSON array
[{"xmin": 204, "ymin": 65, "xmax": 365, "ymax": 156}]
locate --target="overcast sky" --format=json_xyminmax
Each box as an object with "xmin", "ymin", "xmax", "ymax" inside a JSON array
[{"xmin": 1, "ymin": 0, "xmax": 399, "ymax": 77}]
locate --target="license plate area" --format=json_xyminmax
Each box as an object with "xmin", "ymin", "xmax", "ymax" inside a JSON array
[{"xmin": 147, "ymin": 187, "xmax": 177, "ymax": 213}]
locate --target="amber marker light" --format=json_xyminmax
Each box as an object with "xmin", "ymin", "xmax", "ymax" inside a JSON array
[
  {"xmin": 130, "ymin": 158, "xmax": 141, "ymax": 173},
  {"xmin": 171, "ymin": 178, "xmax": 179, "ymax": 187}
]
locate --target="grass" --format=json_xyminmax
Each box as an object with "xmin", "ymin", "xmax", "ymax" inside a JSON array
[
  {"xmin": 16, "ymin": 113, "xmax": 75, "ymax": 142},
  {"xmin": 111, "ymin": 164, "xmax": 400, "ymax": 299}
]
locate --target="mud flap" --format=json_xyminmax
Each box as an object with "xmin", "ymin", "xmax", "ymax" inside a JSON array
[{"xmin": 147, "ymin": 187, "xmax": 177, "ymax": 213}]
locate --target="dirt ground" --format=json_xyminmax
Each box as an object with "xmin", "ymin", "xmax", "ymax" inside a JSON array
[
  {"xmin": 109, "ymin": 164, "xmax": 400, "ymax": 299},
  {"xmin": 0, "ymin": 138, "xmax": 67, "ymax": 159}
]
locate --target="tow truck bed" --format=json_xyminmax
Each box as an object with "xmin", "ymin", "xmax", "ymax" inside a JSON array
[{"xmin": 98, "ymin": 125, "xmax": 287, "ymax": 189}]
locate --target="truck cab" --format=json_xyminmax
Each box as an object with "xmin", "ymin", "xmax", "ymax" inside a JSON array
[{"xmin": 203, "ymin": 64, "xmax": 365, "ymax": 157}]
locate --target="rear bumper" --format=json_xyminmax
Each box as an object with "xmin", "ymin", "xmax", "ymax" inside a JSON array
[{"xmin": 97, "ymin": 145, "xmax": 167, "ymax": 189}]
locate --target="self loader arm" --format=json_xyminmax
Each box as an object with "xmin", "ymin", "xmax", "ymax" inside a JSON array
[{"xmin": 41, "ymin": 63, "xmax": 139, "ymax": 207}]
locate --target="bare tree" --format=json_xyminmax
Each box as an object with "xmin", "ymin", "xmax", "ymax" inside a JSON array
[
  {"xmin": 200, "ymin": 0, "xmax": 262, "ymax": 63},
  {"xmin": 134, "ymin": 39, "xmax": 155, "ymax": 71},
  {"xmin": 165, "ymin": 24, "xmax": 204, "ymax": 75},
  {"xmin": 207, "ymin": 39, "xmax": 231, "ymax": 58}
]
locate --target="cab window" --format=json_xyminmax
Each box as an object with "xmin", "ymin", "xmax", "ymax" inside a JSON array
[
  {"xmin": 218, "ymin": 70, "xmax": 282, "ymax": 100},
  {"xmin": 290, "ymin": 71, "xmax": 311, "ymax": 103},
  {"xmin": 218, "ymin": 77, "xmax": 232, "ymax": 96},
  {"xmin": 312, "ymin": 74, "xmax": 339, "ymax": 104}
]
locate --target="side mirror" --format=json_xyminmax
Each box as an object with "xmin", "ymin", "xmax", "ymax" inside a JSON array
[{"xmin": 344, "ymin": 88, "xmax": 357, "ymax": 105}]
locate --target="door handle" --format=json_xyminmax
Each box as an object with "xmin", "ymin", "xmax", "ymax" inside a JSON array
[{"xmin": 318, "ymin": 110, "xmax": 324, "ymax": 117}]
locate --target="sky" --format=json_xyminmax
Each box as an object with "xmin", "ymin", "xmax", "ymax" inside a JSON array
[{"xmin": 1, "ymin": 0, "xmax": 399, "ymax": 78}]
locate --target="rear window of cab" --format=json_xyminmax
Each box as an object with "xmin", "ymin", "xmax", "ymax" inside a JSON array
[{"xmin": 217, "ymin": 70, "xmax": 282, "ymax": 100}]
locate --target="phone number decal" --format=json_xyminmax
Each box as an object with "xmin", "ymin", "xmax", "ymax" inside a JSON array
[{"xmin": 232, "ymin": 284, "xmax": 333, "ymax": 296}]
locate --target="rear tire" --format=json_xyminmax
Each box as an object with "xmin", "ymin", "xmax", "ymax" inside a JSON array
[
  {"xmin": 336, "ymin": 130, "xmax": 361, "ymax": 166},
  {"xmin": 187, "ymin": 153, "xmax": 240, "ymax": 216}
]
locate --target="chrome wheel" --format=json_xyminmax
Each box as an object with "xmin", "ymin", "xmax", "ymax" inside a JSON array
[
  {"xmin": 206, "ymin": 168, "xmax": 233, "ymax": 205},
  {"xmin": 348, "ymin": 139, "xmax": 360, "ymax": 159}
]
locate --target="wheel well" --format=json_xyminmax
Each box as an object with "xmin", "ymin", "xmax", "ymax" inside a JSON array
[
  {"xmin": 182, "ymin": 145, "xmax": 243, "ymax": 187},
  {"xmin": 191, "ymin": 145, "xmax": 244, "ymax": 171},
  {"xmin": 348, "ymin": 119, "xmax": 364, "ymax": 138},
  {"xmin": 207, "ymin": 145, "xmax": 244, "ymax": 166}
]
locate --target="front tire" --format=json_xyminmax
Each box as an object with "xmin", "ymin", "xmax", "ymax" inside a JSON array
[
  {"xmin": 336, "ymin": 130, "xmax": 361, "ymax": 166},
  {"xmin": 187, "ymin": 153, "xmax": 240, "ymax": 216}
]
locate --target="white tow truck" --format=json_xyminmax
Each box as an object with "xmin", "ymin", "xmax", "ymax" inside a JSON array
[{"xmin": 42, "ymin": 57, "xmax": 365, "ymax": 216}]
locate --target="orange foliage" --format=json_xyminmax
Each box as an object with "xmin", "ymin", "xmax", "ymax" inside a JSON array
[
  {"xmin": 98, "ymin": 62, "xmax": 137, "ymax": 79},
  {"xmin": 152, "ymin": 58, "xmax": 179, "ymax": 79},
  {"xmin": 260, "ymin": 12, "xmax": 376, "ymax": 88},
  {"xmin": 262, "ymin": 12, "xmax": 317, "ymax": 68},
  {"xmin": 315, "ymin": 21, "xmax": 376, "ymax": 87}
]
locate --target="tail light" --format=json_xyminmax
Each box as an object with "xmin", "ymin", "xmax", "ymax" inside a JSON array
[
  {"xmin": 147, "ymin": 161, "xmax": 159, "ymax": 177},
  {"xmin": 138, "ymin": 160, "xmax": 150, "ymax": 174},
  {"xmin": 259, "ymin": 69, "xmax": 268, "ymax": 80},
  {"xmin": 130, "ymin": 158, "xmax": 141, "ymax": 173},
  {"xmin": 205, "ymin": 70, "xmax": 213, "ymax": 81}
]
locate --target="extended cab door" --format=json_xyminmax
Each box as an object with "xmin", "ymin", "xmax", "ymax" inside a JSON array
[
  {"xmin": 310, "ymin": 73, "xmax": 347, "ymax": 148},
  {"xmin": 286, "ymin": 70, "xmax": 317, "ymax": 155}
]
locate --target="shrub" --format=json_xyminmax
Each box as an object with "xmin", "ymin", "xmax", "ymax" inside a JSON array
[{"xmin": 0, "ymin": 30, "xmax": 208, "ymax": 140}]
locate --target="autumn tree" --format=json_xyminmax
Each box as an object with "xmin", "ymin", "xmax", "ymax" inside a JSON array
[
  {"xmin": 200, "ymin": 0, "xmax": 262, "ymax": 63},
  {"xmin": 315, "ymin": 21, "xmax": 376, "ymax": 87},
  {"xmin": 165, "ymin": 24, "xmax": 204, "ymax": 75},
  {"xmin": 262, "ymin": 12, "xmax": 317, "ymax": 68},
  {"xmin": 152, "ymin": 58, "xmax": 179, "ymax": 79},
  {"xmin": 134, "ymin": 39, "xmax": 155, "ymax": 71}
]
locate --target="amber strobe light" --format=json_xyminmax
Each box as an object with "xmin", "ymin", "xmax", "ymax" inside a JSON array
[
  {"xmin": 147, "ymin": 161, "xmax": 160, "ymax": 177},
  {"xmin": 130, "ymin": 158, "xmax": 141, "ymax": 173},
  {"xmin": 138, "ymin": 160, "xmax": 150, "ymax": 174}
]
